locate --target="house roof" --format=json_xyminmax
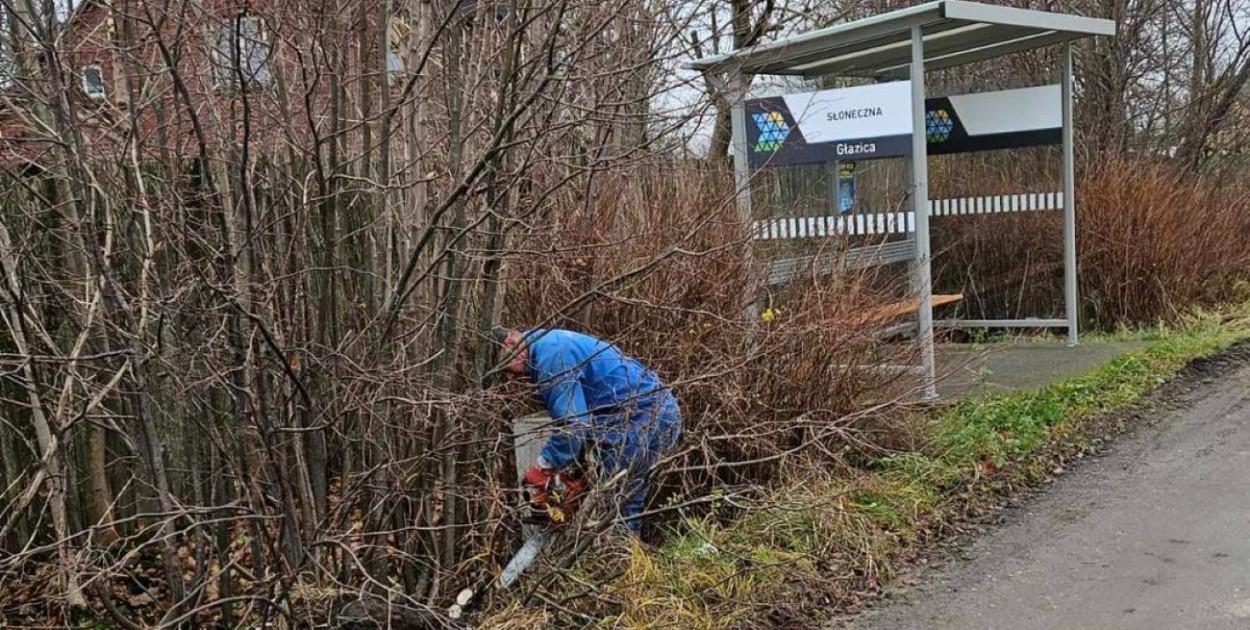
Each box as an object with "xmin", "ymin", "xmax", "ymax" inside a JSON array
[{"xmin": 688, "ymin": 1, "xmax": 1116, "ymax": 79}]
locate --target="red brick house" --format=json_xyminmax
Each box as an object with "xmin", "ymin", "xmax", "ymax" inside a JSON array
[{"xmin": 1, "ymin": 0, "xmax": 412, "ymax": 173}]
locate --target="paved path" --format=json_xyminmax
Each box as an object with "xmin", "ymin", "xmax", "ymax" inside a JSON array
[
  {"xmin": 843, "ymin": 348, "xmax": 1250, "ymax": 630},
  {"xmin": 936, "ymin": 341, "xmax": 1145, "ymax": 398}
]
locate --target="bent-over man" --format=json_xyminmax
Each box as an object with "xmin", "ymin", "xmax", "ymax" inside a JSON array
[{"xmin": 493, "ymin": 327, "xmax": 681, "ymax": 534}]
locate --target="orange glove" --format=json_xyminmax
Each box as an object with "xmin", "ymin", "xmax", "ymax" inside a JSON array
[
  {"xmin": 523, "ymin": 464, "xmax": 555, "ymax": 489},
  {"xmin": 523, "ymin": 465, "xmax": 555, "ymax": 514}
]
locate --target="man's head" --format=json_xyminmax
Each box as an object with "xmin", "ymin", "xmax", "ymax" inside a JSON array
[{"xmin": 491, "ymin": 326, "xmax": 529, "ymax": 382}]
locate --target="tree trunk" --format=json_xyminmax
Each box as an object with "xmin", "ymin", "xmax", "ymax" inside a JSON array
[
  {"xmin": 708, "ymin": 105, "xmax": 732, "ymax": 161},
  {"xmin": 0, "ymin": 221, "xmax": 86, "ymax": 607},
  {"xmin": 704, "ymin": 0, "xmax": 773, "ymax": 159},
  {"xmin": 0, "ymin": 412, "xmax": 31, "ymax": 549},
  {"xmin": 85, "ymin": 427, "xmax": 119, "ymax": 545}
]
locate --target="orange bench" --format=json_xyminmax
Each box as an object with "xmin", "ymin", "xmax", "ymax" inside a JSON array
[{"xmin": 853, "ymin": 293, "xmax": 964, "ymax": 326}]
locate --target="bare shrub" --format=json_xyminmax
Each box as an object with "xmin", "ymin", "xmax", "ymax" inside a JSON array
[
  {"xmin": 0, "ymin": 155, "xmax": 916, "ymax": 628},
  {"xmin": 508, "ymin": 164, "xmax": 917, "ymax": 496},
  {"xmin": 1077, "ymin": 157, "xmax": 1250, "ymax": 326}
]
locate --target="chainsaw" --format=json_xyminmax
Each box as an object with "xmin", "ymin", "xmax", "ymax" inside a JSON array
[
  {"xmin": 447, "ymin": 468, "xmax": 588, "ymax": 620},
  {"xmin": 522, "ymin": 467, "xmax": 589, "ymax": 529}
]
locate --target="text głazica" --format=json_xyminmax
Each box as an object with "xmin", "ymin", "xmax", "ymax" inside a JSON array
[{"xmin": 836, "ymin": 142, "xmax": 876, "ymax": 156}]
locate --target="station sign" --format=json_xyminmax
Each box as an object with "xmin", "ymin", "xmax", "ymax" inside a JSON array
[{"xmin": 747, "ymin": 83, "xmax": 1061, "ymax": 168}]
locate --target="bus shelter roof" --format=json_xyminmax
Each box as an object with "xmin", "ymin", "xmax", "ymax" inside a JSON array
[{"xmin": 688, "ymin": 1, "xmax": 1115, "ymax": 79}]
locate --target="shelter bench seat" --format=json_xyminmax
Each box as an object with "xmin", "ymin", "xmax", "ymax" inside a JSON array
[{"xmin": 855, "ymin": 293, "xmax": 963, "ymax": 327}]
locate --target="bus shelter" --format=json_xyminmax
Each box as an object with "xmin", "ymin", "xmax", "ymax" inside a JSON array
[{"xmin": 690, "ymin": 1, "xmax": 1116, "ymax": 399}]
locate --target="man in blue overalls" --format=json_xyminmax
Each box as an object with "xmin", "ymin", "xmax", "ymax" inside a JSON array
[{"xmin": 493, "ymin": 327, "xmax": 682, "ymax": 535}]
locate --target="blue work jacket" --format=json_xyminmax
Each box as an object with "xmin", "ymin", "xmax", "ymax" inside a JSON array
[{"xmin": 524, "ymin": 329, "xmax": 679, "ymax": 470}]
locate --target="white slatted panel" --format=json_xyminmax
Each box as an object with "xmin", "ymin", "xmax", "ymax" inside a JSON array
[{"xmin": 751, "ymin": 192, "xmax": 1063, "ymax": 240}]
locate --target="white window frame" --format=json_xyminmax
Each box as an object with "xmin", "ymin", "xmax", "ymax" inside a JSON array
[
  {"xmin": 82, "ymin": 64, "xmax": 106, "ymax": 99},
  {"xmin": 387, "ymin": 49, "xmax": 404, "ymax": 81},
  {"xmin": 214, "ymin": 14, "xmax": 272, "ymax": 89},
  {"xmin": 386, "ymin": 17, "xmax": 407, "ymax": 86}
]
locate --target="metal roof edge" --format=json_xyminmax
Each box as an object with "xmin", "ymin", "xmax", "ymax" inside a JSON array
[
  {"xmin": 685, "ymin": 1, "xmax": 945, "ymax": 72},
  {"xmin": 941, "ymin": 1, "xmax": 1116, "ymax": 37}
]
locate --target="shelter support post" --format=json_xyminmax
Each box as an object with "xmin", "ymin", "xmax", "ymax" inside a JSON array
[
  {"xmin": 910, "ymin": 25, "xmax": 937, "ymax": 400},
  {"xmin": 721, "ymin": 66, "xmax": 762, "ymax": 322},
  {"xmin": 726, "ymin": 68, "xmax": 753, "ymax": 226},
  {"xmin": 1062, "ymin": 41, "xmax": 1079, "ymax": 347}
]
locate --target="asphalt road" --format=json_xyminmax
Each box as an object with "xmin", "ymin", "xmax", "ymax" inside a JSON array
[{"xmin": 842, "ymin": 347, "xmax": 1250, "ymax": 630}]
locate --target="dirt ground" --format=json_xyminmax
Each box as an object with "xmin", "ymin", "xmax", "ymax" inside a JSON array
[{"xmin": 838, "ymin": 343, "xmax": 1250, "ymax": 630}]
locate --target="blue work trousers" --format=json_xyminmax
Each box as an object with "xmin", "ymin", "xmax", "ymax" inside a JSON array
[{"xmin": 593, "ymin": 400, "xmax": 682, "ymax": 533}]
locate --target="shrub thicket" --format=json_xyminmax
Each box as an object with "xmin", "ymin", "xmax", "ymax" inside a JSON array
[{"xmin": 932, "ymin": 156, "xmax": 1250, "ymax": 329}]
